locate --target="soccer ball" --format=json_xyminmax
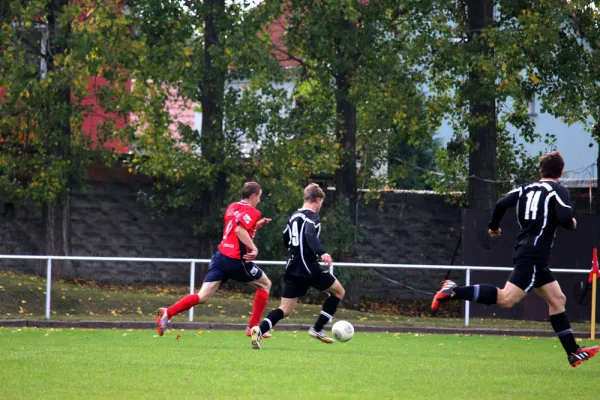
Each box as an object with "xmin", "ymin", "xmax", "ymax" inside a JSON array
[{"xmin": 331, "ymin": 320, "xmax": 354, "ymax": 342}]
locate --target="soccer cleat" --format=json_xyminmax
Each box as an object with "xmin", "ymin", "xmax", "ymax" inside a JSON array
[
  {"xmin": 246, "ymin": 327, "xmax": 272, "ymax": 339},
  {"xmin": 431, "ymin": 280, "xmax": 457, "ymax": 312},
  {"xmin": 308, "ymin": 327, "xmax": 334, "ymax": 344},
  {"xmin": 569, "ymin": 346, "xmax": 600, "ymax": 367},
  {"xmin": 155, "ymin": 307, "xmax": 169, "ymax": 336},
  {"xmin": 250, "ymin": 326, "xmax": 262, "ymax": 350}
]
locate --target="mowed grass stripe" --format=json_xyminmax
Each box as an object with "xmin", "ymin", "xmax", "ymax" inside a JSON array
[{"xmin": 0, "ymin": 328, "xmax": 598, "ymax": 400}]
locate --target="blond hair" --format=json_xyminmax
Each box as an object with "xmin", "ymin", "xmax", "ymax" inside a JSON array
[{"xmin": 303, "ymin": 183, "xmax": 325, "ymax": 202}]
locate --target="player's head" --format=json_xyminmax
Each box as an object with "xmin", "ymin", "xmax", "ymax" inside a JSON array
[
  {"xmin": 539, "ymin": 151, "xmax": 564, "ymax": 179},
  {"xmin": 242, "ymin": 181, "xmax": 262, "ymax": 207},
  {"xmin": 303, "ymin": 183, "xmax": 325, "ymax": 211}
]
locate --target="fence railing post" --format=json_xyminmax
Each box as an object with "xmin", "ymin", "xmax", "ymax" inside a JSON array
[
  {"xmin": 189, "ymin": 261, "xmax": 196, "ymax": 322},
  {"xmin": 46, "ymin": 258, "xmax": 52, "ymax": 320},
  {"xmin": 465, "ymin": 268, "xmax": 471, "ymax": 327}
]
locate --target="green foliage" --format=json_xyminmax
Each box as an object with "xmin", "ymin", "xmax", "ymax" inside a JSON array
[
  {"xmin": 428, "ymin": 1, "xmax": 600, "ymax": 197},
  {"xmin": 0, "ymin": 0, "xmax": 140, "ymax": 206}
]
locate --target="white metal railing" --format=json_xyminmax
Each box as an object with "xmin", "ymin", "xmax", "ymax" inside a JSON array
[{"xmin": 0, "ymin": 255, "xmax": 591, "ymax": 327}]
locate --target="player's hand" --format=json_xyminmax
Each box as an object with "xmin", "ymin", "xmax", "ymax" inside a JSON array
[
  {"xmin": 244, "ymin": 247, "xmax": 258, "ymax": 261},
  {"xmin": 321, "ymin": 253, "xmax": 333, "ymax": 267},
  {"xmin": 572, "ymin": 218, "xmax": 577, "ymax": 230},
  {"xmin": 256, "ymin": 218, "xmax": 272, "ymax": 229},
  {"xmin": 488, "ymin": 228, "xmax": 501, "ymax": 238}
]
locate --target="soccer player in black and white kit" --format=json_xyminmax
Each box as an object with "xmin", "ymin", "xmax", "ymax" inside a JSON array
[
  {"xmin": 431, "ymin": 151, "xmax": 599, "ymax": 367},
  {"xmin": 250, "ymin": 183, "xmax": 345, "ymax": 349}
]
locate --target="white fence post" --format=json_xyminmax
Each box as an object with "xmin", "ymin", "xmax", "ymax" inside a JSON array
[
  {"xmin": 189, "ymin": 261, "xmax": 196, "ymax": 322},
  {"xmin": 465, "ymin": 268, "xmax": 471, "ymax": 327},
  {"xmin": 46, "ymin": 258, "xmax": 52, "ymax": 320}
]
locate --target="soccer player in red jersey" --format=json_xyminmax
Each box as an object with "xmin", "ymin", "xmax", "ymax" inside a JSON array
[{"xmin": 155, "ymin": 182, "xmax": 273, "ymax": 338}]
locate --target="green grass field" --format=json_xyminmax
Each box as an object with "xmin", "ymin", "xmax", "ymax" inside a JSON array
[{"xmin": 1, "ymin": 327, "xmax": 599, "ymax": 400}]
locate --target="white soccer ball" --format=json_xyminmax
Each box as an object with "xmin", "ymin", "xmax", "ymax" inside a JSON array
[{"xmin": 331, "ymin": 320, "xmax": 354, "ymax": 342}]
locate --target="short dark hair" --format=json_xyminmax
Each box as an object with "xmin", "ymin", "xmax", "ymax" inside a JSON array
[
  {"xmin": 303, "ymin": 183, "xmax": 325, "ymax": 202},
  {"xmin": 539, "ymin": 151, "xmax": 564, "ymax": 179},
  {"xmin": 242, "ymin": 182, "xmax": 261, "ymax": 199}
]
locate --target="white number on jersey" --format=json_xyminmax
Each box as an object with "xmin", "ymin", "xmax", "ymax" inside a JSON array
[
  {"xmin": 291, "ymin": 221, "xmax": 300, "ymax": 246},
  {"xmin": 223, "ymin": 220, "xmax": 233, "ymax": 239},
  {"xmin": 524, "ymin": 191, "xmax": 542, "ymax": 220}
]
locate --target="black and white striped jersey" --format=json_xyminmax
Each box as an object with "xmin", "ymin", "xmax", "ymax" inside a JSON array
[
  {"xmin": 282, "ymin": 209, "xmax": 327, "ymax": 277},
  {"xmin": 488, "ymin": 180, "xmax": 575, "ymax": 264}
]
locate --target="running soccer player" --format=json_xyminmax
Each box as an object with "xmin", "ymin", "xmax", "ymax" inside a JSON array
[
  {"xmin": 250, "ymin": 183, "xmax": 345, "ymax": 349},
  {"xmin": 155, "ymin": 181, "xmax": 273, "ymax": 338},
  {"xmin": 431, "ymin": 151, "xmax": 599, "ymax": 367}
]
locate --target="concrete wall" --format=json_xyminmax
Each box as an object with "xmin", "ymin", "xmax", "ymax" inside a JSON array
[
  {"xmin": 0, "ymin": 182, "xmax": 464, "ymax": 301},
  {"xmin": 0, "ymin": 181, "xmax": 204, "ymax": 284}
]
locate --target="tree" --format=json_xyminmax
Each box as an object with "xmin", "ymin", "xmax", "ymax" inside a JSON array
[
  {"xmin": 429, "ymin": 1, "xmax": 600, "ymax": 205},
  {"xmin": 0, "ymin": 1, "xmax": 142, "ymax": 277},
  {"xmin": 268, "ymin": 0, "xmax": 446, "ymax": 223}
]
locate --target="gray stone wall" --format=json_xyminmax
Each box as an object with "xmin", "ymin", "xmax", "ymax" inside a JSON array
[
  {"xmin": 0, "ymin": 181, "xmax": 205, "ymax": 284},
  {"xmin": 0, "ymin": 182, "xmax": 463, "ymax": 300},
  {"xmin": 338, "ymin": 191, "xmax": 463, "ymax": 302}
]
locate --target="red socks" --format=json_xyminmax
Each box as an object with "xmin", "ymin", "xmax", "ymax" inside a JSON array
[
  {"xmin": 248, "ymin": 288, "xmax": 269, "ymax": 328},
  {"xmin": 167, "ymin": 294, "xmax": 200, "ymax": 318}
]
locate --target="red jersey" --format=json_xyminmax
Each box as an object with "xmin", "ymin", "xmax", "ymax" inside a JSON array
[{"xmin": 218, "ymin": 201, "xmax": 262, "ymax": 259}]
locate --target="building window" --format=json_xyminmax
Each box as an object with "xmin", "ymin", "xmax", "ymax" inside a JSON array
[{"xmin": 527, "ymin": 94, "xmax": 538, "ymax": 117}]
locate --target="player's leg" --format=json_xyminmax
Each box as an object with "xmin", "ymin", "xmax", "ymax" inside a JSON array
[
  {"xmin": 251, "ymin": 297, "xmax": 298, "ymax": 349},
  {"xmin": 246, "ymin": 271, "xmax": 272, "ymax": 338},
  {"xmin": 155, "ymin": 255, "xmax": 225, "ymax": 336},
  {"xmin": 308, "ymin": 272, "xmax": 342, "ymax": 343},
  {"xmin": 432, "ymin": 267, "xmax": 530, "ymax": 312},
  {"xmin": 251, "ymin": 274, "xmax": 306, "ymax": 349},
  {"xmin": 155, "ymin": 280, "xmax": 220, "ymax": 336},
  {"xmin": 535, "ymin": 279, "xmax": 599, "ymax": 367}
]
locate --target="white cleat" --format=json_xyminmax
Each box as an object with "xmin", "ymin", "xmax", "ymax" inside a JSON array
[
  {"xmin": 308, "ymin": 327, "xmax": 334, "ymax": 344},
  {"xmin": 250, "ymin": 326, "xmax": 262, "ymax": 350}
]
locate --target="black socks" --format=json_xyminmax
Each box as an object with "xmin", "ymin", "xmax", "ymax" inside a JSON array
[
  {"xmin": 550, "ymin": 312, "xmax": 579, "ymax": 355},
  {"xmin": 313, "ymin": 295, "xmax": 341, "ymax": 332},
  {"xmin": 258, "ymin": 308, "xmax": 285, "ymax": 335}
]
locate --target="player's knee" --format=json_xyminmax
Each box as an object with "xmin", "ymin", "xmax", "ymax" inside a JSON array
[
  {"xmin": 551, "ymin": 292, "xmax": 567, "ymax": 309},
  {"xmin": 329, "ymin": 284, "xmax": 344, "ymax": 299},
  {"xmin": 497, "ymin": 292, "xmax": 517, "ymax": 308},
  {"xmin": 263, "ymin": 277, "xmax": 272, "ymax": 292}
]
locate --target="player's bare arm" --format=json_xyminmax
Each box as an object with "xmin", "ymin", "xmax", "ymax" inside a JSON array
[{"xmin": 256, "ymin": 217, "xmax": 272, "ymax": 229}]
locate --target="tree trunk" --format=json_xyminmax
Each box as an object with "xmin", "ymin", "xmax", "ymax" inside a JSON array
[
  {"xmin": 42, "ymin": 194, "xmax": 76, "ymax": 278},
  {"xmin": 334, "ymin": 15, "xmax": 358, "ymax": 225},
  {"xmin": 199, "ymin": 0, "xmax": 227, "ymax": 261},
  {"xmin": 466, "ymin": 0, "xmax": 497, "ymax": 209},
  {"xmin": 42, "ymin": 0, "xmax": 77, "ymax": 279},
  {"xmin": 201, "ymin": 0, "xmax": 225, "ymax": 165}
]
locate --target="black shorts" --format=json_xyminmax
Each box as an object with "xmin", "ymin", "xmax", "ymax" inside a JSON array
[
  {"xmin": 282, "ymin": 271, "xmax": 336, "ymax": 298},
  {"xmin": 203, "ymin": 251, "xmax": 263, "ymax": 283},
  {"xmin": 508, "ymin": 262, "xmax": 556, "ymax": 293}
]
